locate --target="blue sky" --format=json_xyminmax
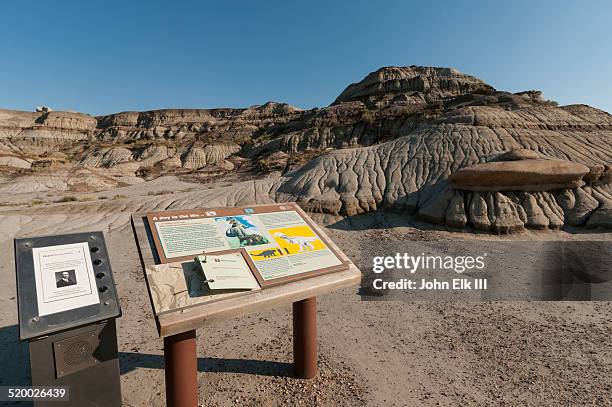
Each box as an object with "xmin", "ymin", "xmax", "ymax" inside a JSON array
[{"xmin": 0, "ymin": 1, "xmax": 610, "ymax": 115}]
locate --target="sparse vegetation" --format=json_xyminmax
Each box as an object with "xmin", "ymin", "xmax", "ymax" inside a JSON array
[
  {"xmin": 473, "ymin": 86, "xmax": 496, "ymax": 95},
  {"xmin": 147, "ymin": 190, "xmax": 172, "ymax": 196},
  {"xmin": 98, "ymin": 196, "xmax": 108, "ymax": 200},
  {"xmin": 285, "ymin": 148, "xmax": 326, "ymax": 169},
  {"xmin": 112, "ymin": 194, "xmax": 127, "ymax": 200},
  {"xmin": 254, "ymin": 132, "xmax": 274, "ymax": 142},
  {"xmin": 55, "ymin": 196, "xmax": 78, "ymax": 203},
  {"xmin": 395, "ymin": 105, "xmax": 419, "ymax": 117},
  {"xmin": 258, "ymin": 160, "xmax": 272, "ymax": 173},
  {"xmin": 361, "ymin": 109, "xmax": 375, "ymax": 125},
  {"xmin": 30, "ymin": 199, "xmax": 45, "ymax": 206},
  {"xmin": 233, "ymin": 133, "xmax": 255, "ymax": 146}
]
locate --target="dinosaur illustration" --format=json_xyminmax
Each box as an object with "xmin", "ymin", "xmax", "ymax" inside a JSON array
[
  {"xmin": 225, "ymin": 218, "xmax": 269, "ymax": 246},
  {"xmin": 273, "ymin": 232, "xmax": 319, "ymax": 251},
  {"xmin": 251, "ymin": 249, "xmax": 280, "ymax": 258}
]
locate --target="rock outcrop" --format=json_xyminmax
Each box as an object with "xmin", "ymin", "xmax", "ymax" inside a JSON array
[
  {"xmin": 448, "ymin": 150, "xmax": 590, "ymax": 191},
  {"xmin": 0, "ymin": 155, "xmax": 31, "ymax": 169},
  {"xmin": 0, "ymin": 109, "xmax": 95, "ymax": 156},
  {"xmin": 180, "ymin": 144, "xmax": 240, "ymax": 169},
  {"xmin": 0, "ymin": 65, "xmax": 611, "ymax": 232},
  {"xmin": 333, "ymin": 66, "xmax": 493, "ymax": 106}
]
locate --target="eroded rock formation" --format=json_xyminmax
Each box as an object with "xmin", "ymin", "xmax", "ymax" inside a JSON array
[
  {"xmin": 1, "ymin": 66, "xmax": 611, "ymax": 232},
  {"xmin": 448, "ymin": 150, "xmax": 590, "ymax": 192}
]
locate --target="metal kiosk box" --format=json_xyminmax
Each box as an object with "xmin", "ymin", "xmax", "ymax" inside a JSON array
[{"xmin": 14, "ymin": 232, "xmax": 122, "ymax": 407}]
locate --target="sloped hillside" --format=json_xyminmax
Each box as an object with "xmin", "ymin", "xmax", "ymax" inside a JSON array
[{"xmin": 1, "ymin": 66, "xmax": 610, "ymax": 232}]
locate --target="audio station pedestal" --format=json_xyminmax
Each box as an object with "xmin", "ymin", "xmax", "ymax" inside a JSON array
[{"xmin": 15, "ymin": 232, "xmax": 122, "ymax": 407}]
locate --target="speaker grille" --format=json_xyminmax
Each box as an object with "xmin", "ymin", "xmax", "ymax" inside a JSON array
[
  {"xmin": 63, "ymin": 340, "xmax": 94, "ymax": 366},
  {"xmin": 54, "ymin": 331, "xmax": 99, "ymax": 378}
]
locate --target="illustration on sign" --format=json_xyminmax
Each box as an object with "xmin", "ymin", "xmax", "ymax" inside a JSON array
[
  {"xmin": 215, "ymin": 215, "xmax": 270, "ymax": 248},
  {"xmin": 269, "ymin": 226, "xmax": 325, "ymax": 253}
]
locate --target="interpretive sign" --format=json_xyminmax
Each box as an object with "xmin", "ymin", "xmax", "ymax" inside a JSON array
[
  {"xmin": 133, "ymin": 204, "xmax": 361, "ymax": 405},
  {"xmin": 32, "ymin": 242, "xmax": 99, "ymax": 316},
  {"xmin": 132, "ymin": 204, "xmax": 361, "ymax": 337},
  {"xmin": 146, "ymin": 203, "xmax": 349, "ymax": 287},
  {"xmin": 15, "ymin": 232, "xmax": 122, "ymax": 341}
]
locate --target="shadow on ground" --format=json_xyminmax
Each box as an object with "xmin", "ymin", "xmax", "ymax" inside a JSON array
[
  {"xmin": 325, "ymin": 208, "xmax": 611, "ymax": 236},
  {"xmin": 325, "ymin": 210, "xmax": 462, "ymax": 234},
  {"xmin": 0, "ymin": 325, "xmax": 31, "ymax": 387},
  {"xmin": 0, "ymin": 325, "xmax": 31, "ymax": 406},
  {"xmin": 0, "ymin": 324, "xmax": 292, "ymax": 383},
  {"xmin": 119, "ymin": 352, "xmax": 292, "ymax": 377}
]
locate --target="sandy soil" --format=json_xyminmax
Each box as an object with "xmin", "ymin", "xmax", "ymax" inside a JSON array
[{"xmin": 0, "ymin": 182, "xmax": 611, "ymax": 406}]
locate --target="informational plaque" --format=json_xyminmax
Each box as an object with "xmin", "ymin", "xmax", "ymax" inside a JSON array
[
  {"xmin": 32, "ymin": 242, "xmax": 100, "ymax": 316},
  {"xmin": 15, "ymin": 232, "xmax": 122, "ymax": 341},
  {"xmin": 146, "ymin": 203, "xmax": 349, "ymax": 287}
]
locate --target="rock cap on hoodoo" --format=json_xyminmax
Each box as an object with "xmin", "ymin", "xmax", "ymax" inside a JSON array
[{"xmin": 449, "ymin": 149, "xmax": 590, "ymax": 192}]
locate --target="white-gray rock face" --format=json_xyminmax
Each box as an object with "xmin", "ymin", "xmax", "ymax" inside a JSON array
[
  {"xmin": 80, "ymin": 147, "xmax": 134, "ymax": 168},
  {"xmin": 0, "ymin": 156, "xmax": 31, "ymax": 169},
  {"xmin": 180, "ymin": 144, "xmax": 241, "ymax": 169},
  {"xmin": 273, "ymin": 115, "xmax": 612, "ymax": 231},
  {"xmin": 0, "ymin": 66, "xmax": 611, "ymax": 233}
]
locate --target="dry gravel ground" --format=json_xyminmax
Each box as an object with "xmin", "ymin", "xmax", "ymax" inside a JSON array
[{"xmin": 0, "ymin": 195, "xmax": 611, "ymax": 406}]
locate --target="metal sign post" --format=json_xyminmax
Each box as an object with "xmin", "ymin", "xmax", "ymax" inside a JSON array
[
  {"xmin": 293, "ymin": 297, "xmax": 318, "ymax": 379},
  {"xmin": 15, "ymin": 232, "xmax": 122, "ymax": 407},
  {"xmin": 163, "ymin": 330, "xmax": 198, "ymax": 407}
]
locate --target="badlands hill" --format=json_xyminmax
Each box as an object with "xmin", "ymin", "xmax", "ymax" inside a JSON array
[{"xmin": 1, "ymin": 65, "xmax": 611, "ymax": 233}]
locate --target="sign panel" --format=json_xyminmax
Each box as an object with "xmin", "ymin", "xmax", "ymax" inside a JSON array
[
  {"xmin": 32, "ymin": 242, "xmax": 100, "ymax": 316},
  {"xmin": 154, "ymin": 217, "xmax": 230, "ymax": 258},
  {"xmin": 146, "ymin": 203, "xmax": 349, "ymax": 286},
  {"xmin": 195, "ymin": 252, "xmax": 259, "ymax": 290},
  {"xmin": 243, "ymin": 210, "xmax": 344, "ymax": 282},
  {"xmin": 15, "ymin": 232, "xmax": 121, "ymax": 341}
]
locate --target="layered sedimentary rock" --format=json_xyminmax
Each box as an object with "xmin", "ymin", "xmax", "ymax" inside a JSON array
[
  {"xmin": 0, "ymin": 65, "xmax": 611, "ymax": 232},
  {"xmin": 0, "ymin": 155, "xmax": 31, "ymax": 169},
  {"xmin": 268, "ymin": 68, "xmax": 612, "ymax": 231},
  {"xmin": 0, "ymin": 109, "xmax": 95, "ymax": 155},
  {"xmin": 181, "ymin": 144, "xmax": 240, "ymax": 169},
  {"xmin": 448, "ymin": 152, "xmax": 590, "ymax": 192},
  {"xmin": 333, "ymin": 66, "xmax": 493, "ymax": 106}
]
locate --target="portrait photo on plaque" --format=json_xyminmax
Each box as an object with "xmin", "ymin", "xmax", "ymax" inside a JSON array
[{"xmin": 55, "ymin": 269, "xmax": 77, "ymax": 288}]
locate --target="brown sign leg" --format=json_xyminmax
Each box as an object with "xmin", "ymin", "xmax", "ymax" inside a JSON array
[
  {"xmin": 164, "ymin": 330, "xmax": 198, "ymax": 407},
  {"xmin": 293, "ymin": 296, "xmax": 317, "ymax": 379}
]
